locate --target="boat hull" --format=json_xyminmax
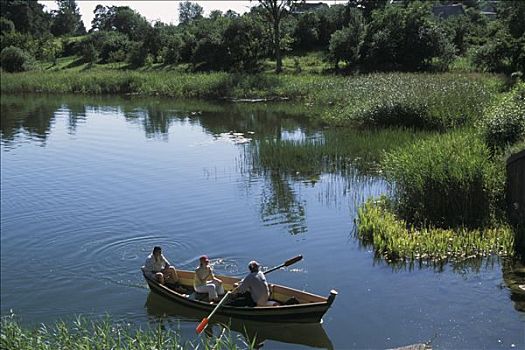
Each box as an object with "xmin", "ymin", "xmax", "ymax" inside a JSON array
[{"xmin": 143, "ymin": 270, "xmax": 336, "ymax": 323}]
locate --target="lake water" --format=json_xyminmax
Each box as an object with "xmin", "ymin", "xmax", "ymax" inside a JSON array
[{"xmin": 1, "ymin": 94, "xmax": 524, "ymax": 349}]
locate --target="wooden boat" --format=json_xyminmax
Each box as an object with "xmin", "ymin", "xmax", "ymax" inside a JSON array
[
  {"xmin": 143, "ymin": 270, "xmax": 337, "ymax": 323},
  {"xmin": 145, "ymin": 292, "xmax": 334, "ymax": 349}
]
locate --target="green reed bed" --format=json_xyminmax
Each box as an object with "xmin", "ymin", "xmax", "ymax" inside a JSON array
[
  {"xmin": 0, "ymin": 314, "xmax": 246, "ymax": 350},
  {"xmin": 322, "ymin": 73, "xmax": 503, "ymax": 130},
  {"xmin": 1, "ymin": 70, "xmax": 504, "ymax": 128},
  {"xmin": 357, "ymin": 197, "xmax": 514, "ymax": 263},
  {"xmin": 478, "ymin": 82, "xmax": 525, "ymax": 151},
  {"xmin": 250, "ymin": 128, "xmax": 432, "ymax": 176},
  {"xmin": 383, "ymin": 130, "xmax": 505, "ymax": 229}
]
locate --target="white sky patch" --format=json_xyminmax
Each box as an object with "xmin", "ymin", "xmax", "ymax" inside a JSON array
[{"xmin": 39, "ymin": 1, "xmax": 345, "ymax": 29}]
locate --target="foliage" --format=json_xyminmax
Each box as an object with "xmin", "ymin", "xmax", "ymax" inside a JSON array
[
  {"xmin": 91, "ymin": 5, "xmax": 150, "ymax": 42},
  {"xmin": 0, "ymin": 46, "xmax": 34, "ymax": 72},
  {"xmin": 356, "ymin": 197, "xmax": 514, "ymax": 263},
  {"xmin": 383, "ymin": 131, "xmax": 505, "ymax": 228},
  {"xmin": 179, "ymin": 1, "xmax": 204, "ymax": 25},
  {"xmin": 479, "ymin": 82, "xmax": 525, "ymax": 150},
  {"xmin": 0, "ymin": 16, "xmax": 15, "ymax": 34},
  {"xmin": 327, "ymin": 9, "xmax": 364, "ymax": 69},
  {"xmin": 360, "ymin": 1, "xmax": 454, "ymax": 71},
  {"xmin": 50, "ymin": 0, "xmax": 85, "ymax": 36},
  {"xmin": 0, "ymin": 0, "xmax": 51, "ymax": 37}
]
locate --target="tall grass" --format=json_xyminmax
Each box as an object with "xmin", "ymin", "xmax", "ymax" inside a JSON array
[
  {"xmin": 0, "ymin": 314, "xmax": 247, "ymax": 350},
  {"xmin": 383, "ymin": 130, "xmax": 505, "ymax": 229},
  {"xmin": 478, "ymin": 82, "xmax": 525, "ymax": 151},
  {"xmin": 322, "ymin": 73, "xmax": 503, "ymax": 130},
  {"xmin": 249, "ymin": 128, "xmax": 432, "ymax": 176},
  {"xmin": 356, "ymin": 197, "xmax": 514, "ymax": 262},
  {"xmin": 1, "ymin": 70, "xmax": 504, "ymax": 129}
]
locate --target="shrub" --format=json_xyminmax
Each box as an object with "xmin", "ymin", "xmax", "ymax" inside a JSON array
[
  {"xmin": 0, "ymin": 46, "xmax": 34, "ymax": 72},
  {"xmin": 479, "ymin": 82, "xmax": 525, "ymax": 150},
  {"xmin": 384, "ymin": 131, "xmax": 505, "ymax": 228},
  {"xmin": 328, "ymin": 11, "xmax": 364, "ymax": 70}
]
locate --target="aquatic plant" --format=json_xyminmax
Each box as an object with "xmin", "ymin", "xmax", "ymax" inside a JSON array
[
  {"xmin": 383, "ymin": 130, "xmax": 505, "ymax": 228},
  {"xmin": 356, "ymin": 197, "xmax": 514, "ymax": 263},
  {"xmin": 478, "ymin": 82, "xmax": 525, "ymax": 151},
  {"xmin": 0, "ymin": 313, "xmax": 249, "ymax": 350}
]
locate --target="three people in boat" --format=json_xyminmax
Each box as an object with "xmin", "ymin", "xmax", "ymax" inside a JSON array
[
  {"xmin": 234, "ymin": 260, "xmax": 278, "ymax": 306},
  {"xmin": 194, "ymin": 255, "xmax": 225, "ymax": 302},
  {"xmin": 142, "ymin": 246, "xmax": 179, "ymax": 285}
]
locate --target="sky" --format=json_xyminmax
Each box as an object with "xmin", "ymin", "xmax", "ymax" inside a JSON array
[{"xmin": 40, "ymin": 1, "xmax": 345, "ymax": 30}]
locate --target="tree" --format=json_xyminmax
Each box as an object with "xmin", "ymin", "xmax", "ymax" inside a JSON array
[
  {"xmin": 328, "ymin": 9, "xmax": 364, "ymax": 69},
  {"xmin": 50, "ymin": 0, "xmax": 85, "ymax": 36},
  {"xmin": 90, "ymin": 6, "xmax": 150, "ymax": 41},
  {"xmin": 178, "ymin": 1, "xmax": 204, "ymax": 25},
  {"xmin": 0, "ymin": 0, "xmax": 51, "ymax": 37},
  {"xmin": 255, "ymin": 0, "xmax": 295, "ymax": 73}
]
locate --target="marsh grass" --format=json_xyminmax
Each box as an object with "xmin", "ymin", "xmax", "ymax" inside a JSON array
[
  {"xmin": 383, "ymin": 130, "xmax": 505, "ymax": 229},
  {"xmin": 478, "ymin": 82, "xmax": 525, "ymax": 151},
  {"xmin": 356, "ymin": 197, "xmax": 514, "ymax": 263},
  {"xmin": 322, "ymin": 73, "xmax": 503, "ymax": 130},
  {"xmin": 249, "ymin": 128, "xmax": 432, "ymax": 176},
  {"xmin": 0, "ymin": 314, "xmax": 248, "ymax": 350},
  {"xmin": 1, "ymin": 70, "xmax": 504, "ymax": 129}
]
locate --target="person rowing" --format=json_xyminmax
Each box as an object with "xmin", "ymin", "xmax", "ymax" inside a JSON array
[
  {"xmin": 142, "ymin": 246, "xmax": 179, "ymax": 285},
  {"xmin": 233, "ymin": 260, "xmax": 279, "ymax": 306}
]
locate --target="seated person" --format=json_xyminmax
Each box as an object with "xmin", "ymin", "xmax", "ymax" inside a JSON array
[
  {"xmin": 233, "ymin": 260, "xmax": 278, "ymax": 306},
  {"xmin": 194, "ymin": 255, "xmax": 224, "ymax": 302},
  {"xmin": 142, "ymin": 246, "xmax": 178, "ymax": 285}
]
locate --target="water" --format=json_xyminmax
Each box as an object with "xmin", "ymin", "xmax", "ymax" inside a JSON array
[{"xmin": 1, "ymin": 94, "xmax": 523, "ymax": 349}]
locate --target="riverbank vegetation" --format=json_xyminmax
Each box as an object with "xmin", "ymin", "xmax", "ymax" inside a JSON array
[
  {"xmin": 0, "ymin": 314, "xmax": 246, "ymax": 350},
  {"xmin": 1, "ymin": 0, "xmax": 524, "ymax": 262}
]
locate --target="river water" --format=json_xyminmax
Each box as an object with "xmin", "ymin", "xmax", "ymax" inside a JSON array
[{"xmin": 1, "ymin": 94, "xmax": 523, "ymax": 349}]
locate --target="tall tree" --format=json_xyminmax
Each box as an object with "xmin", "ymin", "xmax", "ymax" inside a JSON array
[
  {"xmin": 0, "ymin": 0, "xmax": 51, "ymax": 36},
  {"xmin": 51, "ymin": 0, "xmax": 85, "ymax": 36},
  {"xmin": 256, "ymin": 0, "xmax": 295, "ymax": 73},
  {"xmin": 178, "ymin": 1, "xmax": 204, "ymax": 25}
]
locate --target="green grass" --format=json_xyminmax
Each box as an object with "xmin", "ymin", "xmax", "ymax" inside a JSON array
[
  {"xmin": 478, "ymin": 82, "xmax": 525, "ymax": 151},
  {"xmin": 383, "ymin": 130, "xmax": 505, "ymax": 229},
  {"xmin": 0, "ymin": 314, "xmax": 248, "ymax": 350},
  {"xmin": 356, "ymin": 197, "xmax": 514, "ymax": 263},
  {"xmin": 249, "ymin": 127, "xmax": 432, "ymax": 176},
  {"xmin": 1, "ymin": 65, "xmax": 505, "ymax": 129}
]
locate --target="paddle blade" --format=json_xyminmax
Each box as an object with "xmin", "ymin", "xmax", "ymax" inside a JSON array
[
  {"xmin": 196, "ymin": 318, "xmax": 208, "ymax": 334},
  {"xmin": 284, "ymin": 255, "xmax": 302, "ymax": 267}
]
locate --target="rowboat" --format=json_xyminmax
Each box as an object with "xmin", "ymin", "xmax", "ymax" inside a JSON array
[{"xmin": 143, "ymin": 269, "xmax": 337, "ymax": 323}]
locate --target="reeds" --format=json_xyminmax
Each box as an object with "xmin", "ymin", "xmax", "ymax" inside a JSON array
[
  {"xmin": 356, "ymin": 197, "xmax": 514, "ymax": 263},
  {"xmin": 249, "ymin": 128, "xmax": 431, "ymax": 176},
  {"xmin": 0, "ymin": 313, "xmax": 247, "ymax": 350},
  {"xmin": 1, "ymin": 71, "xmax": 504, "ymax": 129},
  {"xmin": 383, "ymin": 130, "xmax": 505, "ymax": 228}
]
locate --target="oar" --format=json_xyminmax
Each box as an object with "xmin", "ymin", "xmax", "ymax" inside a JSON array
[{"xmin": 195, "ymin": 255, "xmax": 303, "ymax": 334}]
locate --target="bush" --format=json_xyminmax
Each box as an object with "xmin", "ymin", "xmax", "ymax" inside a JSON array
[
  {"xmin": 479, "ymin": 82, "xmax": 525, "ymax": 150},
  {"xmin": 161, "ymin": 35, "xmax": 183, "ymax": 64},
  {"xmin": 328, "ymin": 10, "xmax": 364, "ymax": 69},
  {"xmin": 0, "ymin": 46, "xmax": 34, "ymax": 72},
  {"xmin": 384, "ymin": 131, "xmax": 505, "ymax": 228}
]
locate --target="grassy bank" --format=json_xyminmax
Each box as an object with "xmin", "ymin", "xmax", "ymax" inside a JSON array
[
  {"xmin": 0, "ymin": 314, "xmax": 245, "ymax": 350},
  {"xmin": 357, "ymin": 197, "xmax": 514, "ymax": 263},
  {"xmin": 0, "ymin": 70, "xmax": 505, "ymax": 129}
]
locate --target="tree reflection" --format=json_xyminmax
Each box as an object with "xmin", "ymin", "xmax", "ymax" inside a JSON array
[{"xmin": 260, "ymin": 172, "xmax": 308, "ymax": 235}]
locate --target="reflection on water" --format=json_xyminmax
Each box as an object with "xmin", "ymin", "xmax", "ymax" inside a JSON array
[
  {"xmin": 502, "ymin": 258, "xmax": 525, "ymax": 312},
  {"xmin": 1, "ymin": 94, "xmax": 524, "ymax": 349},
  {"xmin": 145, "ymin": 292, "xmax": 333, "ymax": 349}
]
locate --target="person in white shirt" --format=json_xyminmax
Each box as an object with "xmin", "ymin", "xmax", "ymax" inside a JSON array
[
  {"xmin": 142, "ymin": 246, "xmax": 178, "ymax": 285},
  {"xmin": 234, "ymin": 260, "xmax": 278, "ymax": 306},
  {"xmin": 193, "ymin": 255, "xmax": 224, "ymax": 302}
]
